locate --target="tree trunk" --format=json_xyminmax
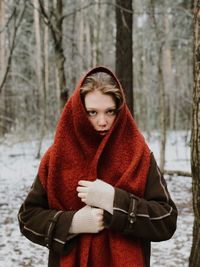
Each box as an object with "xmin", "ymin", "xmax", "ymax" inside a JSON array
[
  {"xmin": 71, "ymin": 0, "xmax": 77, "ymax": 91},
  {"xmin": 33, "ymin": 0, "xmax": 46, "ymax": 158},
  {"xmin": 159, "ymin": 46, "xmax": 167, "ymax": 173},
  {"xmin": 189, "ymin": 1, "xmax": 200, "ymax": 266},
  {"xmin": 39, "ymin": 0, "xmax": 67, "ymax": 112},
  {"xmin": 55, "ymin": 0, "xmax": 67, "ymax": 110},
  {"xmin": 149, "ymin": 0, "xmax": 167, "ymax": 173},
  {"xmin": 33, "ymin": 0, "xmax": 42, "ymax": 95},
  {"xmin": 162, "ymin": 10, "xmax": 174, "ymax": 130},
  {"xmin": 92, "ymin": 0, "xmax": 101, "ymax": 67},
  {"xmin": 0, "ymin": 1, "xmax": 26, "ymax": 135},
  {"xmin": 44, "ymin": 1, "xmax": 49, "ymax": 111},
  {"xmin": 115, "ymin": 0, "xmax": 133, "ymax": 114},
  {"xmin": 0, "ymin": 0, "xmax": 6, "ymax": 136}
]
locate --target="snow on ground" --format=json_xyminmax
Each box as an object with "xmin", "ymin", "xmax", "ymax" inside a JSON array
[
  {"xmin": 0, "ymin": 131, "xmax": 193, "ymax": 266},
  {"xmin": 148, "ymin": 131, "xmax": 192, "ymax": 267}
]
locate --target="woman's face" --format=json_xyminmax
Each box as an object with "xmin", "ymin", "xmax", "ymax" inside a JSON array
[{"xmin": 84, "ymin": 90, "xmax": 117, "ymax": 135}]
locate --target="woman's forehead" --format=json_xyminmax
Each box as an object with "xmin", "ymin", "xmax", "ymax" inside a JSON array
[{"xmin": 84, "ymin": 90, "xmax": 116, "ymax": 109}]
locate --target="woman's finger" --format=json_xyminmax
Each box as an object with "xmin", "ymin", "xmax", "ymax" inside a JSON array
[
  {"xmin": 78, "ymin": 180, "xmax": 93, "ymax": 187},
  {"xmin": 78, "ymin": 193, "xmax": 87, "ymax": 199},
  {"xmin": 76, "ymin": 186, "xmax": 89, "ymax": 193}
]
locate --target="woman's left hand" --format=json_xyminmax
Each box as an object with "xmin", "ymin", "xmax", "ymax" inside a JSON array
[{"xmin": 77, "ymin": 179, "xmax": 114, "ymax": 214}]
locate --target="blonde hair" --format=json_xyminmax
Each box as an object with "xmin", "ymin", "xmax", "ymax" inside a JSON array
[{"xmin": 80, "ymin": 72, "xmax": 123, "ymax": 109}]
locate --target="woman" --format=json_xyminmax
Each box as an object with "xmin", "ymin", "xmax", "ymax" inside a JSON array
[{"xmin": 18, "ymin": 66, "xmax": 177, "ymax": 267}]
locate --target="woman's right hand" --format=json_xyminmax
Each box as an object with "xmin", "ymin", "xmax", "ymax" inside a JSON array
[{"xmin": 69, "ymin": 205, "xmax": 104, "ymax": 234}]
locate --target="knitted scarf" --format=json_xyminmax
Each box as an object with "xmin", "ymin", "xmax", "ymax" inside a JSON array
[{"xmin": 39, "ymin": 66, "xmax": 151, "ymax": 267}]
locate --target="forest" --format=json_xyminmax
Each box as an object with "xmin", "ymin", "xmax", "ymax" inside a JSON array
[
  {"xmin": 0, "ymin": 0, "xmax": 192, "ymax": 139},
  {"xmin": 0, "ymin": 0, "xmax": 200, "ymax": 266}
]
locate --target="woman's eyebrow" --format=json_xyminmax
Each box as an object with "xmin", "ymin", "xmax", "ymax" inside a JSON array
[
  {"xmin": 105, "ymin": 106, "xmax": 117, "ymax": 110},
  {"xmin": 85, "ymin": 107, "xmax": 97, "ymax": 110},
  {"xmin": 107, "ymin": 106, "xmax": 116, "ymax": 109}
]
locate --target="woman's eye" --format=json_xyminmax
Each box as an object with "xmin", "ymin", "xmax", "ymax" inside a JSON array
[
  {"xmin": 107, "ymin": 109, "xmax": 116, "ymax": 116},
  {"xmin": 87, "ymin": 110, "xmax": 97, "ymax": 117}
]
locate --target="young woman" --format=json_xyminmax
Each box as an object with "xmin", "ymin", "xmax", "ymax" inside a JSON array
[{"xmin": 18, "ymin": 66, "xmax": 177, "ymax": 267}]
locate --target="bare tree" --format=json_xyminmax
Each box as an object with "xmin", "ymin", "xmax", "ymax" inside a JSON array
[
  {"xmin": 44, "ymin": 1, "xmax": 49, "ymax": 108},
  {"xmin": 0, "ymin": 0, "xmax": 6, "ymax": 135},
  {"xmin": 149, "ymin": 0, "xmax": 167, "ymax": 173},
  {"xmin": 0, "ymin": 1, "xmax": 26, "ymax": 95},
  {"xmin": 162, "ymin": 4, "xmax": 174, "ymax": 130},
  {"xmin": 33, "ymin": 0, "xmax": 46, "ymax": 158},
  {"xmin": 0, "ymin": 0, "xmax": 26, "ymax": 136},
  {"xmin": 115, "ymin": 0, "xmax": 133, "ymax": 114},
  {"xmin": 39, "ymin": 0, "xmax": 67, "ymax": 111},
  {"xmin": 189, "ymin": 0, "xmax": 200, "ymax": 265}
]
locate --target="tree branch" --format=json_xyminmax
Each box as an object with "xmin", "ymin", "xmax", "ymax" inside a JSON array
[
  {"xmin": 37, "ymin": 0, "xmax": 58, "ymax": 44},
  {"xmin": 0, "ymin": 0, "xmax": 20, "ymax": 34},
  {"xmin": 60, "ymin": 1, "xmax": 193, "ymax": 20},
  {"xmin": 0, "ymin": 0, "xmax": 27, "ymax": 96}
]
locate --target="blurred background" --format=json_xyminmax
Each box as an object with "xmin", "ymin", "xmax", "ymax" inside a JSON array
[{"xmin": 0, "ymin": 0, "xmax": 192, "ymax": 143}]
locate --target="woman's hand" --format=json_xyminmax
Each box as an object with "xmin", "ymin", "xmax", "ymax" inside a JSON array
[
  {"xmin": 69, "ymin": 205, "xmax": 104, "ymax": 234},
  {"xmin": 77, "ymin": 179, "xmax": 114, "ymax": 214}
]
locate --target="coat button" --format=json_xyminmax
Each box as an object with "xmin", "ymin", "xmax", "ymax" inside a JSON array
[{"xmin": 129, "ymin": 212, "xmax": 136, "ymax": 225}]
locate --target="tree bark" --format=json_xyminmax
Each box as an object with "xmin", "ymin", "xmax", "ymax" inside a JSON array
[
  {"xmin": 33, "ymin": 0, "xmax": 46, "ymax": 158},
  {"xmin": 115, "ymin": 0, "xmax": 133, "ymax": 114},
  {"xmin": 0, "ymin": 2, "xmax": 26, "ymax": 95},
  {"xmin": 39, "ymin": 0, "xmax": 67, "ymax": 112},
  {"xmin": 55, "ymin": 0, "xmax": 67, "ymax": 109},
  {"xmin": 33, "ymin": 0, "xmax": 42, "ymax": 95},
  {"xmin": 149, "ymin": 0, "xmax": 167, "ymax": 173},
  {"xmin": 162, "ymin": 9, "xmax": 174, "ymax": 130},
  {"xmin": 44, "ymin": 1, "xmax": 49, "ymax": 108},
  {"xmin": 159, "ymin": 46, "xmax": 167, "ymax": 173},
  {"xmin": 0, "ymin": 0, "xmax": 6, "ymax": 136},
  {"xmin": 91, "ymin": 0, "xmax": 101, "ymax": 67},
  {"xmin": 0, "ymin": 0, "xmax": 5, "ymax": 78},
  {"xmin": 189, "ymin": 1, "xmax": 200, "ymax": 266}
]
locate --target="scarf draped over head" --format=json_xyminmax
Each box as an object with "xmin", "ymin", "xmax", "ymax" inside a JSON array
[{"xmin": 39, "ymin": 66, "xmax": 151, "ymax": 267}]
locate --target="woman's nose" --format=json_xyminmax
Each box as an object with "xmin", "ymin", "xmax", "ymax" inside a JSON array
[{"xmin": 97, "ymin": 114, "xmax": 107, "ymax": 126}]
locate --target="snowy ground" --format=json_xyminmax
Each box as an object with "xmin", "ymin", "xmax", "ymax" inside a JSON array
[{"xmin": 0, "ymin": 131, "xmax": 193, "ymax": 267}]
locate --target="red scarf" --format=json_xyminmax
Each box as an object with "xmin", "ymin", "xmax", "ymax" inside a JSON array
[{"xmin": 39, "ymin": 66, "xmax": 150, "ymax": 267}]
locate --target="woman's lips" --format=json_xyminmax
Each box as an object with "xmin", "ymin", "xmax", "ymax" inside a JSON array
[{"xmin": 98, "ymin": 130, "xmax": 108, "ymax": 135}]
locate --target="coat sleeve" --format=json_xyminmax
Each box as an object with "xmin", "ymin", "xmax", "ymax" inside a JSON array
[
  {"xmin": 104, "ymin": 152, "xmax": 178, "ymax": 242},
  {"xmin": 18, "ymin": 175, "xmax": 77, "ymax": 255}
]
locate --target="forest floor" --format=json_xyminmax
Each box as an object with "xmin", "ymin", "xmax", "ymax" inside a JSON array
[{"xmin": 0, "ymin": 131, "xmax": 192, "ymax": 267}]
